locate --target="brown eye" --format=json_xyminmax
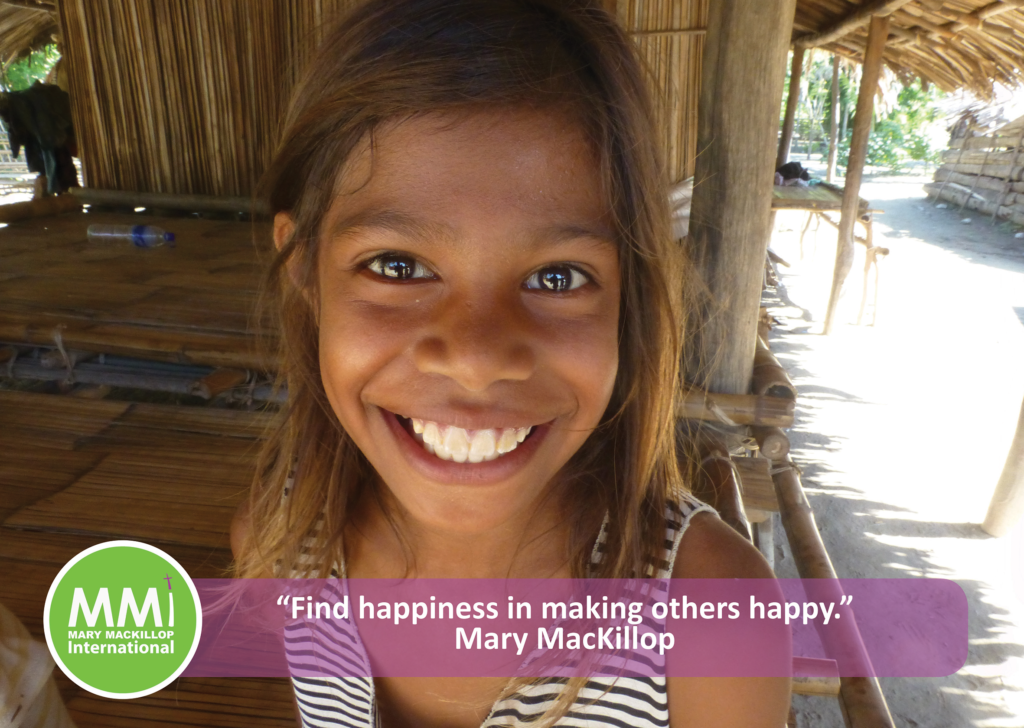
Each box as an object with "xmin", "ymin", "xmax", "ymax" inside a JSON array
[
  {"xmin": 525, "ymin": 265, "xmax": 588, "ymax": 292},
  {"xmin": 366, "ymin": 254, "xmax": 434, "ymax": 280}
]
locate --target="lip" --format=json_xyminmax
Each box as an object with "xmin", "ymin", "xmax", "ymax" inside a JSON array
[{"xmin": 380, "ymin": 408, "xmax": 551, "ymax": 485}]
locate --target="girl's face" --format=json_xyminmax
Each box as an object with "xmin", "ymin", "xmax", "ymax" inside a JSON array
[{"xmin": 303, "ymin": 110, "xmax": 620, "ymax": 534}]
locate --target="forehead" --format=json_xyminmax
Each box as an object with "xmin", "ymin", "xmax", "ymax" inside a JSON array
[{"xmin": 325, "ymin": 109, "xmax": 611, "ymax": 241}]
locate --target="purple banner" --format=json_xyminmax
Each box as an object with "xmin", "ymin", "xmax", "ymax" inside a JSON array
[{"xmin": 183, "ymin": 578, "xmax": 966, "ymax": 679}]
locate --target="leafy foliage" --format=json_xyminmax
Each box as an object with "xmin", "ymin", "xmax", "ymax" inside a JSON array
[
  {"xmin": 780, "ymin": 50, "xmax": 947, "ymax": 173},
  {"xmin": 834, "ymin": 78, "xmax": 946, "ymax": 172},
  {"xmin": 1, "ymin": 44, "xmax": 60, "ymax": 92}
]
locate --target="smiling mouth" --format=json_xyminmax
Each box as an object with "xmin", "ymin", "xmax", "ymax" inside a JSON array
[{"xmin": 397, "ymin": 416, "xmax": 534, "ymax": 463}]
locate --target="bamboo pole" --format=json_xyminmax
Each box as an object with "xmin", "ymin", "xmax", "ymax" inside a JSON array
[
  {"xmin": 751, "ymin": 425, "xmax": 790, "ymax": 460},
  {"xmin": 942, "ymin": 0, "xmax": 1024, "ymax": 36},
  {"xmin": 794, "ymin": 0, "xmax": 911, "ymax": 48},
  {"xmin": 777, "ymin": 46, "xmax": 806, "ymax": 171},
  {"xmin": 792, "ymin": 657, "xmax": 841, "ymax": 697},
  {"xmin": 685, "ymin": 0, "xmax": 797, "ymax": 395},
  {"xmin": 772, "ymin": 460, "xmax": 896, "ymax": 727},
  {"xmin": 70, "ymin": 187, "xmax": 266, "ymax": 215},
  {"xmin": 677, "ymin": 391, "xmax": 795, "ymax": 428},
  {"xmin": 697, "ymin": 441, "xmax": 751, "ymax": 541},
  {"xmin": 823, "ymin": 15, "xmax": 889, "ymax": 336},
  {"xmin": 628, "ymin": 28, "xmax": 705, "ymax": 37},
  {"xmin": 752, "ymin": 336, "xmax": 798, "ymax": 399},
  {"xmin": 827, "ymin": 54, "xmax": 840, "ymax": 183},
  {"xmin": 983, "ymin": 394, "xmax": 1024, "ymax": 537}
]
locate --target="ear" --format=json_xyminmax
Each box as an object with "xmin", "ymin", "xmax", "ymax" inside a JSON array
[
  {"xmin": 273, "ymin": 211, "xmax": 305, "ymax": 289},
  {"xmin": 273, "ymin": 212, "xmax": 318, "ymax": 321},
  {"xmin": 273, "ymin": 211, "xmax": 296, "ymax": 253}
]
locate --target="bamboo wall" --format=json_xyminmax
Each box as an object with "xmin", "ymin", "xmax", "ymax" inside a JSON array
[
  {"xmin": 617, "ymin": 0, "xmax": 707, "ymax": 183},
  {"xmin": 58, "ymin": 0, "xmax": 706, "ymax": 197}
]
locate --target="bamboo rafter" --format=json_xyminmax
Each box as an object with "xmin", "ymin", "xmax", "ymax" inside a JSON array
[
  {"xmin": 795, "ymin": 0, "xmax": 915, "ymax": 47},
  {"xmin": 791, "ymin": 0, "xmax": 1024, "ymax": 96}
]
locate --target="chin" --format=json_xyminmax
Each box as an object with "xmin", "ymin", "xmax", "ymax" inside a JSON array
[{"xmin": 397, "ymin": 482, "xmax": 545, "ymax": 535}]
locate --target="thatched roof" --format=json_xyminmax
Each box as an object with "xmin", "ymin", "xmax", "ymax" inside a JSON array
[
  {"xmin": 793, "ymin": 0, "xmax": 1024, "ymax": 98},
  {"xmin": 11, "ymin": 0, "xmax": 1021, "ymax": 198},
  {"xmin": 0, "ymin": 1, "xmax": 57, "ymax": 71},
  {"xmin": 2, "ymin": 0, "xmax": 1020, "ymax": 96}
]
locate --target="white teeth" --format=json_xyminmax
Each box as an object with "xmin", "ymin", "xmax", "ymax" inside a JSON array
[
  {"xmin": 423, "ymin": 421, "xmax": 440, "ymax": 446},
  {"xmin": 496, "ymin": 428, "xmax": 518, "ymax": 454},
  {"xmin": 443, "ymin": 426, "xmax": 470, "ymax": 463},
  {"xmin": 408, "ymin": 417, "xmax": 533, "ymax": 464},
  {"xmin": 468, "ymin": 429, "xmax": 496, "ymax": 463}
]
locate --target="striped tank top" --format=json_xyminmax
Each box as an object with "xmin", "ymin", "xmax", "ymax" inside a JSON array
[{"xmin": 289, "ymin": 492, "xmax": 716, "ymax": 727}]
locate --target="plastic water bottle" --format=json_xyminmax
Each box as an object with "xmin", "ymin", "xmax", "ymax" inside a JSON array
[{"xmin": 86, "ymin": 224, "xmax": 176, "ymax": 248}]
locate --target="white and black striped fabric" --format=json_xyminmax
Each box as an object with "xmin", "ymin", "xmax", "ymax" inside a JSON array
[{"xmin": 288, "ymin": 492, "xmax": 715, "ymax": 727}]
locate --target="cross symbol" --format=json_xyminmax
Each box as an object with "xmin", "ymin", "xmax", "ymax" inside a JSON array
[{"xmin": 164, "ymin": 574, "xmax": 172, "ymax": 590}]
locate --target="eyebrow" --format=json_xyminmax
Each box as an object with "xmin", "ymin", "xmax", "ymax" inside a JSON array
[
  {"xmin": 327, "ymin": 207, "xmax": 617, "ymax": 251},
  {"xmin": 327, "ymin": 208, "xmax": 454, "ymax": 244},
  {"xmin": 539, "ymin": 223, "xmax": 617, "ymax": 251}
]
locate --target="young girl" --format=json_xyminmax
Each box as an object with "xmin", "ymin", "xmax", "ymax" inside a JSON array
[{"xmin": 232, "ymin": 0, "xmax": 790, "ymax": 726}]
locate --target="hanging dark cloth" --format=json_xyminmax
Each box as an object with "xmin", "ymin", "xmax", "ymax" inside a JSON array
[
  {"xmin": 0, "ymin": 81, "xmax": 79, "ymax": 195},
  {"xmin": 776, "ymin": 161, "xmax": 811, "ymax": 181}
]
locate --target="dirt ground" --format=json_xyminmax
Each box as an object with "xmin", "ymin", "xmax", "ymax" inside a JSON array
[{"xmin": 764, "ymin": 167, "xmax": 1024, "ymax": 727}]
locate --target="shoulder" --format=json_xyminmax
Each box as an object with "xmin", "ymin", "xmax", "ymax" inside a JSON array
[
  {"xmin": 665, "ymin": 510, "xmax": 790, "ymax": 727},
  {"xmin": 671, "ymin": 510, "xmax": 774, "ymax": 580}
]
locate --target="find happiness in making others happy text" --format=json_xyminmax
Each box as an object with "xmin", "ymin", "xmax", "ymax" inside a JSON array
[{"xmin": 278, "ymin": 591, "xmax": 852, "ymax": 656}]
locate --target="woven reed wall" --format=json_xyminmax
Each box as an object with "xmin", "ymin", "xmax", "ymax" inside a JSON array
[
  {"xmin": 618, "ymin": 0, "xmax": 707, "ymax": 184},
  {"xmin": 58, "ymin": 0, "xmax": 705, "ymax": 197}
]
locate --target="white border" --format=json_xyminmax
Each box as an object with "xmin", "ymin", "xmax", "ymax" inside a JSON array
[{"xmin": 43, "ymin": 540, "xmax": 203, "ymax": 700}]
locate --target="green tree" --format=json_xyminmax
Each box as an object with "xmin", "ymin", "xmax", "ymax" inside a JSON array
[
  {"xmin": 836, "ymin": 77, "xmax": 946, "ymax": 172},
  {"xmin": 1, "ymin": 44, "xmax": 60, "ymax": 92}
]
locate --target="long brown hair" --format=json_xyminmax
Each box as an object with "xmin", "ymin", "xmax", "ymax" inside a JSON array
[{"xmin": 238, "ymin": 2, "xmax": 694, "ymax": 715}]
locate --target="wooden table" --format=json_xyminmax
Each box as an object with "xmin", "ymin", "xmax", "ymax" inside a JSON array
[
  {"xmin": 771, "ymin": 182, "xmax": 886, "ymax": 326},
  {"xmin": 0, "ymin": 210, "xmax": 275, "ymax": 370}
]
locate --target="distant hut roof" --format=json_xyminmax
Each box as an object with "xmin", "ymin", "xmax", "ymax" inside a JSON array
[
  {"xmin": 793, "ymin": 0, "xmax": 1024, "ymax": 97},
  {"xmin": 0, "ymin": 1, "xmax": 56, "ymax": 71}
]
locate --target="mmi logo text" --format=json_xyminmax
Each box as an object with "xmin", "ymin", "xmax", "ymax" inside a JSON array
[{"xmin": 66, "ymin": 587, "xmax": 176, "ymax": 655}]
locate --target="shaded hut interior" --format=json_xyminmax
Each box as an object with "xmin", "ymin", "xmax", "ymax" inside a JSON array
[{"xmin": 2, "ymin": 0, "xmax": 1023, "ymax": 726}]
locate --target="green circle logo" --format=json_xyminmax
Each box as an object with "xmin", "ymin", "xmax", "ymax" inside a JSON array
[{"xmin": 44, "ymin": 541, "xmax": 202, "ymax": 699}]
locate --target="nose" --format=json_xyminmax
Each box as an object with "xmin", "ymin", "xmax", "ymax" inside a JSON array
[{"xmin": 412, "ymin": 292, "xmax": 535, "ymax": 392}]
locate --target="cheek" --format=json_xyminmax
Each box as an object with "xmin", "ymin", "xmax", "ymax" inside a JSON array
[
  {"xmin": 537, "ymin": 298, "xmax": 620, "ymax": 421},
  {"xmin": 316, "ymin": 296, "xmax": 415, "ymax": 422}
]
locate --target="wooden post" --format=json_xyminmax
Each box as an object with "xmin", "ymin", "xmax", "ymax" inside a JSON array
[
  {"xmin": 822, "ymin": 15, "xmax": 889, "ymax": 335},
  {"xmin": 776, "ymin": 46, "xmax": 806, "ymax": 171},
  {"xmin": 773, "ymin": 460, "xmax": 896, "ymax": 726},
  {"xmin": 983, "ymin": 394, "xmax": 1024, "ymax": 537},
  {"xmin": 685, "ymin": 0, "xmax": 797, "ymax": 395},
  {"xmin": 826, "ymin": 54, "xmax": 840, "ymax": 183}
]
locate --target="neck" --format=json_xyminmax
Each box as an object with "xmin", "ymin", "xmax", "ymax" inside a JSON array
[{"xmin": 345, "ymin": 483, "xmax": 575, "ymax": 579}]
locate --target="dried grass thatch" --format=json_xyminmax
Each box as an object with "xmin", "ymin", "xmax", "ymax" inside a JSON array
[
  {"xmin": 0, "ymin": 2, "xmax": 56, "ymax": 74},
  {"xmin": 27, "ymin": 0, "xmax": 1024, "ymax": 197},
  {"xmin": 56, "ymin": 0, "xmax": 364, "ymax": 196},
  {"xmin": 55, "ymin": 0, "xmax": 709, "ymax": 196},
  {"xmin": 793, "ymin": 0, "xmax": 1024, "ymax": 98}
]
